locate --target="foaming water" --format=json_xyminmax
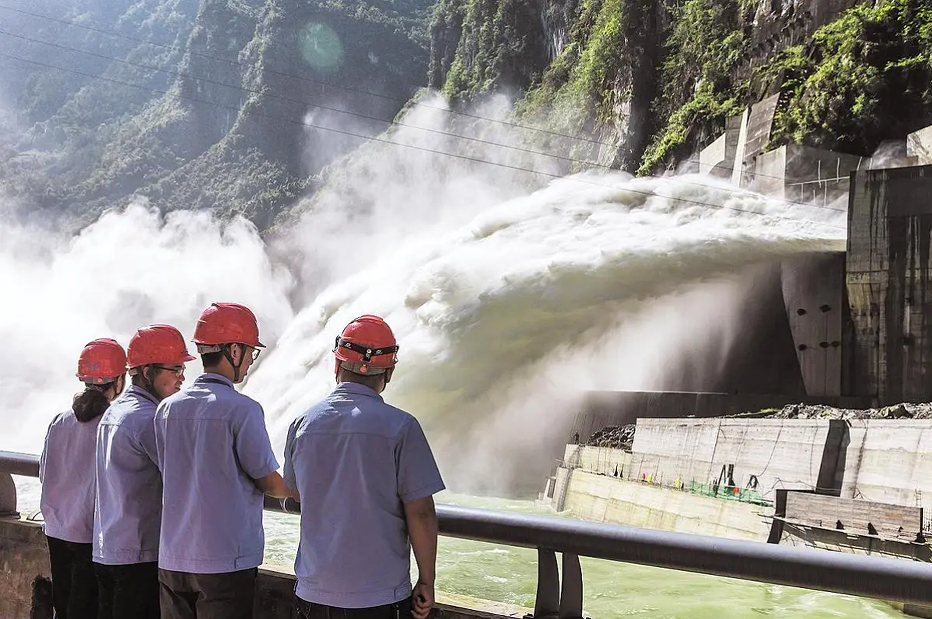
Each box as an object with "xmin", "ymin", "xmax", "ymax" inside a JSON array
[
  {"xmin": 0, "ymin": 172, "xmax": 845, "ymax": 492},
  {"xmin": 246, "ymin": 169, "xmax": 846, "ymax": 492},
  {"xmin": 3, "ymin": 94, "xmax": 847, "ymax": 490}
]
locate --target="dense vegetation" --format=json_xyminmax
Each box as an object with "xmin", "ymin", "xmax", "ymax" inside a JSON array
[
  {"xmin": 0, "ymin": 0, "xmax": 434, "ymax": 228},
  {"xmin": 2, "ymin": 0, "xmax": 930, "ymax": 227},
  {"xmin": 764, "ymin": 0, "xmax": 932, "ymax": 154},
  {"xmin": 431, "ymin": 0, "xmax": 932, "ymax": 175}
]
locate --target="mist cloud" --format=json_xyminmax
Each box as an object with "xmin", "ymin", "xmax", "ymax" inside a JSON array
[{"xmin": 0, "ymin": 199, "xmax": 294, "ymax": 451}]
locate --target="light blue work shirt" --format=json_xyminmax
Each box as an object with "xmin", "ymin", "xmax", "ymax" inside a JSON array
[
  {"xmin": 93, "ymin": 385, "xmax": 162, "ymax": 565},
  {"xmin": 284, "ymin": 382, "xmax": 446, "ymax": 608},
  {"xmin": 153, "ymin": 373, "xmax": 279, "ymax": 574},
  {"xmin": 40, "ymin": 410, "xmax": 102, "ymax": 543}
]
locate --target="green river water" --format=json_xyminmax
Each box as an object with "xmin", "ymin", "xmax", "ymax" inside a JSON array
[
  {"xmin": 262, "ymin": 492, "xmax": 903, "ymax": 619},
  {"xmin": 12, "ymin": 478, "xmax": 905, "ymax": 618}
]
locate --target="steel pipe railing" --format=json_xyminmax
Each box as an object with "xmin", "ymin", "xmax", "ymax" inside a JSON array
[{"xmin": 5, "ymin": 450, "xmax": 932, "ymax": 616}]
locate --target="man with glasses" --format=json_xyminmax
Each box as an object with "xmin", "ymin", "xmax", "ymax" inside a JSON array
[
  {"xmin": 94, "ymin": 324, "xmax": 195, "ymax": 619},
  {"xmin": 153, "ymin": 303, "xmax": 291, "ymax": 619}
]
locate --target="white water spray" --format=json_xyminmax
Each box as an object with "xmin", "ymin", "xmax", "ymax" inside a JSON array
[
  {"xmin": 0, "ymin": 200, "xmax": 294, "ymax": 451},
  {"xmin": 2, "ymin": 94, "xmax": 846, "ymax": 494}
]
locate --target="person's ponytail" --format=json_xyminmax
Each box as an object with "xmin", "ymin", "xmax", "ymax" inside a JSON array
[{"xmin": 72, "ymin": 387, "xmax": 111, "ymax": 422}]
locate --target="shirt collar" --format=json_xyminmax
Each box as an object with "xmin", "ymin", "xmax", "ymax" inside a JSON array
[
  {"xmin": 332, "ymin": 381, "xmax": 383, "ymax": 401},
  {"xmin": 126, "ymin": 384, "xmax": 159, "ymax": 406},
  {"xmin": 195, "ymin": 372, "xmax": 235, "ymax": 389}
]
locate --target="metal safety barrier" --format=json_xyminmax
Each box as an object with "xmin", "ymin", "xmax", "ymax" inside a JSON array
[{"xmin": 5, "ymin": 449, "xmax": 932, "ymax": 617}]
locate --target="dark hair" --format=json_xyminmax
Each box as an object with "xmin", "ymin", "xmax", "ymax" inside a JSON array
[
  {"xmin": 201, "ymin": 344, "xmax": 250, "ymax": 370},
  {"xmin": 338, "ymin": 368, "xmax": 386, "ymax": 391},
  {"xmin": 72, "ymin": 386, "xmax": 111, "ymax": 422},
  {"xmin": 131, "ymin": 371, "xmax": 148, "ymax": 389},
  {"xmin": 200, "ymin": 351, "xmax": 224, "ymax": 368}
]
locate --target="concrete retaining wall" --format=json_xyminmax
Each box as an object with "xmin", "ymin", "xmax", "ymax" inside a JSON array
[
  {"xmin": 558, "ymin": 470, "xmax": 772, "ymax": 541},
  {"xmin": 579, "ymin": 418, "xmax": 932, "ymax": 511},
  {"xmin": 554, "ymin": 417, "xmax": 932, "ymax": 539},
  {"xmin": 841, "ymin": 420, "xmax": 932, "ymax": 525},
  {"xmin": 571, "ymin": 391, "xmax": 871, "ymax": 444},
  {"xmin": 631, "ymin": 418, "xmax": 837, "ymax": 500},
  {"xmin": 562, "ymin": 445, "xmax": 631, "ymax": 477}
]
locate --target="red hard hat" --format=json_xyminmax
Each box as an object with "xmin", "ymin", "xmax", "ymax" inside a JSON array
[
  {"xmin": 76, "ymin": 338, "xmax": 127, "ymax": 384},
  {"xmin": 192, "ymin": 303, "xmax": 265, "ymax": 349},
  {"xmin": 127, "ymin": 324, "xmax": 196, "ymax": 369},
  {"xmin": 333, "ymin": 314, "xmax": 398, "ymax": 375}
]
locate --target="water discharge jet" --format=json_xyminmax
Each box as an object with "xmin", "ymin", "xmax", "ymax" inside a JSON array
[{"xmin": 1, "ymin": 94, "xmax": 847, "ymax": 498}]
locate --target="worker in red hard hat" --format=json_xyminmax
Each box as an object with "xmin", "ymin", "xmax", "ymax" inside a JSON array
[
  {"xmin": 93, "ymin": 324, "xmax": 195, "ymax": 619},
  {"xmin": 153, "ymin": 303, "xmax": 291, "ymax": 619},
  {"xmin": 41, "ymin": 338, "xmax": 127, "ymax": 619},
  {"xmin": 284, "ymin": 315, "xmax": 445, "ymax": 619}
]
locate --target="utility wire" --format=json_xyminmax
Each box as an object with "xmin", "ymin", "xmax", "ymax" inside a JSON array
[
  {"xmin": 0, "ymin": 1, "xmax": 612, "ymax": 146},
  {"xmin": 0, "ymin": 28, "xmax": 612, "ymax": 169},
  {"xmin": 0, "ymin": 1, "xmax": 864, "ymax": 206},
  {"xmin": 0, "ymin": 28, "xmax": 851, "ymax": 214},
  {"xmin": 0, "ymin": 50, "xmax": 846, "ymax": 230}
]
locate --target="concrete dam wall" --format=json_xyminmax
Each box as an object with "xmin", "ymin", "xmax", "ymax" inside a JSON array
[
  {"xmin": 841, "ymin": 419, "xmax": 932, "ymax": 510},
  {"xmin": 546, "ymin": 417, "xmax": 932, "ymax": 540},
  {"xmin": 570, "ymin": 390, "xmax": 871, "ymax": 445}
]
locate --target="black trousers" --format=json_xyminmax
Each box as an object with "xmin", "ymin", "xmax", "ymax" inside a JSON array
[
  {"xmin": 158, "ymin": 568, "xmax": 257, "ymax": 619},
  {"xmin": 95, "ymin": 561, "xmax": 160, "ymax": 619},
  {"xmin": 46, "ymin": 535, "xmax": 98, "ymax": 619},
  {"xmin": 295, "ymin": 596, "xmax": 413, "ymax": 619}
]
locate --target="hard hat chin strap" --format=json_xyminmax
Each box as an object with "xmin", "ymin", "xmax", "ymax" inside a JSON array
[
  {"xmin": 221, "ymin": 344, "xmax": 245, "ymax": 382},
  {"xmin": 197, "ymin": 343, "xmax": 245, "ymax": 382}
]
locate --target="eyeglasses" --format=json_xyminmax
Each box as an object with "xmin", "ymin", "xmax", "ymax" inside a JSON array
[
  {"xmin": 152, "ymin": 365, "xmax": 185, "ymax": 376},
  {"xmin": 245, "ymin": 346, "xmax": 260, "ymax": 361}
]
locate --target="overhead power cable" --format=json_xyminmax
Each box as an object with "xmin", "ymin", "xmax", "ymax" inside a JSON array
[
  {"xmin": 0, "ymin": 28, "xmax": 851, "ymax": 214},
  {"xmin": 0, "ymin": 2, "xmax": 868, "ymax": 206},
  {"xmin": 0, "ymin": 1, "xmax": 612, "ymax": 146},
  {"xmin": 0, "ymin": 50, "xmax": 846, "ymax": 230}
]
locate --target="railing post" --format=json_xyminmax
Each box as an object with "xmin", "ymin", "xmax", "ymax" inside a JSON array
[
  {"xmin": 529, "ymin": 549, "xmax": 584, "ymax": 619},
  {"xmin": 0, "ymin": 472, "xmax": 18, "ymax": 518},
  {"xmin": 559, "ymin": 553, "xmax": 583, "ymax": 619},
  {"xmin": 533, "ymin": 548, "xmax": 559, "ymax": 618}
]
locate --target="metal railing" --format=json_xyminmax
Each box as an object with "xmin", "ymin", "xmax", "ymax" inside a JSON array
[{"xmin": 5, "ymin": 449, "xmax": 932, "ymax": 617}]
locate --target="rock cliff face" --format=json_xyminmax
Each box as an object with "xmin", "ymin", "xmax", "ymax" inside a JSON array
[
  {"xmin": 429, "ymin": 0, "xmax": 932, "ymax": 175},
  {"xmin": 0, "ymin": 0, "xmax": 433, "ymax": 228}
]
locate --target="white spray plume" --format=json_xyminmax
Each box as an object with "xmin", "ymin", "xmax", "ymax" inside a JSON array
[
  {"xmin": 0, "ymin": 199, "xmax": 294, "ymax": 452},
  {"xmin": 4, "ymin": 92, "xmax": 849, "ymax": 495},
  {"xmin": 248, "ymin": 120, "xmax": 847, "ymax": 492}
]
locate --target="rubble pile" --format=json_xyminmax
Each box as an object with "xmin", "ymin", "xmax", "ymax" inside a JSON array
[
  {"xmin": 731, "ymin": 402, "xmax": 932, "ymax": 420},
  {"xmin": 586, "ymin": 424, "xmax": 636, "ymax": 450},
  {"xmin": 581, "ymin": 402, "xmax": 932, "ymax": 453}
]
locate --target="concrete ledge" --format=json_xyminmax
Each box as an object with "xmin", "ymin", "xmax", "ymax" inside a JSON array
[
  {"xmin": 0, "ymin": 518, "xmax": 519, "ymax": 619},
  {"xmin": 557, "ymin": 469, "xmax": 772, "ymax": 541},
  {"xmin": 891, "ymin": 602, "xmax": 932, "ymax": 619},
  {"xmin": 0, "ymin": 517, "xmax": 50, "ymax": 619}
]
